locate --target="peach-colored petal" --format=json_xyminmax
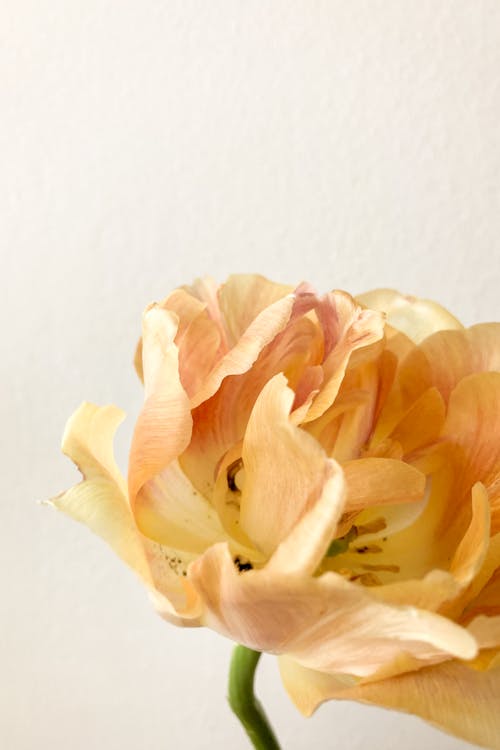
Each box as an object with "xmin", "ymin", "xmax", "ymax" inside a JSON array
[
  {"xmin": 128, "ymin": 305, "xmax": 193, "ymax": 506},
  {"xmin": 189, "ymin": 541, "xmax": 476, "ymax": 676},
  {"xmin": 399, "ymin": 323, "xmax": 500, "ymax": 406},
  {"xmin": 463, "ymin": 566, "xmax": 500, "ymax": 623},
  {"xmin": 342, "ymin": 458, "xmax": 426, "ymax": 513},
  {"xmin": 217, "ymin": 274, "xmax": 294, "ymax": 345},
  {"xmin": 441, "ymin": 372, "xmax": 500, "ymax": 534},
  {"xmin": 279, "ymin": 656, "xmax": 500, "ymax": 749},
  {"xmin": 356, "ymin": 288, "xmax": 463, "ymax": 343},
  {"xmin": 387, "ymin": 387, "xmax": 446, "ymax": 455},
  {"xmin": 157, "ymin": 288, "xmax": 222, "ymax": 399},
  {"xmin": 239, "ymin": 374, "xmax": 332, "ymax": 556}
]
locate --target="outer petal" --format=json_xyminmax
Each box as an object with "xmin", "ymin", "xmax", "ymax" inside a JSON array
[
  {"xmin": 279, "ymin": 656, "xmax": 500, "ymax": 750},
  {"xmin": 128, "ymin": 305, "xmax": 193, "ymax": 506},
  {"xmin": 398, "ymin": 323, "xmax": 500, "ymax": 405},
  {"xmin": 51, "ymin": 403, "xmax": 148, "ymax": 578},
  {"xmin": 356, "ymin": 288, "xmax": 463, "ymax": 343},
  {"xmin": 441, "ymin": 372, "xmax": 500, "ymax": 534},
  {"xmin": 50, "ymin": 403, "xmax": 200, "ymax": 620},
  {"xmin": 189, "ymin": 541, "xmax": 476, "ymax": 677}
]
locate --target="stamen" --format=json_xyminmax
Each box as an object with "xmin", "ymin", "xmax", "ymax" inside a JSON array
[
  {"xmin": 234, "ymin": 556, "xmax": 253, "ymax": 573},
  {"xmin": 356, "ymin": 518, "xmax": 387, "ymax": 536},
  {"xmin": 354, "ymin": 544, "xmax": 382, "ymax": 554},
  {"xmin": 361, "ymin": 563, "xmax": 400, "ymax": 573},
  {"xmin": 356, "ymin": 573, "xmax": 382, "ymax": 586},
  {"xmin": 227, "ymin": 458, "xmax": 243, "ymax": 492}
]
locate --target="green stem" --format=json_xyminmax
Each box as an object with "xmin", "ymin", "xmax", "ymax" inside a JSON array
[{"xmin": 228, "ymin": 645, "xmax": 282, "ymax": 750}]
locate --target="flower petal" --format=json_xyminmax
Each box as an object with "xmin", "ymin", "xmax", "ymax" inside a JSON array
[
  {"xmin": 217, "ymin": 274, "xmax": 294, "ymax": 346},
  {"xmin": 303, "ymin": 292, "xmax": 384, "ymax": 423},
  {"xmin": 50, "ymin": 403, "xmax": 200, "ymax": 620},
  {"xmin": 189, "ymin": 541, "xmax": 476, "ymax": 676},
  {"xmin": 356, "ymin": 289, "xmax": 463, "ymax": 343},
  {"xmin": 130, "ymin": 460, "xmax": 228, "ymax": 555},
  {"xmin": 239, "ymin": 373, "xmax": 333, "ymax": 556},
  {"xmin": 51, "ymin": 403, "xmax": 147, "ymax": 577},
  {"xmin": 442, "ymin": 372, "xmax": 500, "ymax": 534},
  {"xmin": 399, "ymin": 323, "xmax": 500, "ymax": 405},
  {"xmin": 189, "ymin": 292, "xmax": 296, "ymax": 409},
  {"xmin": 128, "ymin": 305, "xmax": 193, "ymax": 506},
  {"xmin": 342, "ymin": 458, "xmax": 426, "ymax": 513},
  {"xmin": 279, "ymin": 656, "xmax": 500, "ymax": 749}
]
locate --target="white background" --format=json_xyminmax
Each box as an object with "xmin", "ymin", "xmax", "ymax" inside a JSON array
[{"xmin": 2, "ymin": 2, "xmax": 499, "ymax": 748}]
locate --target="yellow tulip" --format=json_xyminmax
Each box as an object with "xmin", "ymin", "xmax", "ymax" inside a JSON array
[{"xmin": 50, "ymin": 275, "xmax": 500, "ymax": 749}]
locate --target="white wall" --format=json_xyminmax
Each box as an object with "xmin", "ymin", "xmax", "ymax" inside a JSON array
[{"xmin": 2, "ymin": 2, "xmax": 499, "ymax": 748}]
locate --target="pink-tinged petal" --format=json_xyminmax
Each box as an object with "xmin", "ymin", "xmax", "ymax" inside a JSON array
[
  {"xmin": 189, "ymin": 542, "xmax": 476, "ymax": 676},
  {"xmin": 128, "ymin": 305, "xmax": 192, "ymax": 507},
  {"xmin": 441, "ymin": 372, "xmax": 500, "ymax": 534},
  {"xmin": 279, "ymin": 657, "xmax": 500, "ymax": 749},
  {"xmin": 399, "ymin": 323, "xmax": 500, "ymax": 406},
  {"xmin": 160, "ymin": 288, "xmax": 223, "ymax": 398},
  {"xmin": 303, "ymin": 292, "xmax": 384, "ymax": 423},
  {"xmin": 189, "ymin": 293, "xmax": 296, "ymax": 409},
  {"xmin": 239, "ymin": 374, "xmax": 333, "ymax": 556},
  {"xmin": 180, "ymin": 303, "xmax": 323, "ymax": 498},
  {"xmin": 342, "ymin": 458, "xmax": 426, "ymax": 513},
  {"xmin": 356, "ymin": 288, "xmax": 463, "ymax": 343},
  {"xmin": 50, "ymin": 403, "xmax": 201, "ymax": 621}
]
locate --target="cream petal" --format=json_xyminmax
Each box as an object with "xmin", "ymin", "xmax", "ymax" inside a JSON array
[
  {"xmin": 52, "ymin": 403, "xmax": 146, "ymax": 575},
  {"xmin": 131, "ymin": 460, "xmax": 229, "ymax": 555},
  {"xmin": 239, "ymin": 373, "xmax": 333, "ymax": 556},
  {"xmin": 189, "ymin": 541, "xmax": 476, "ymax": 677},
  {"xmin": 279, "ymin": 656, "xmax": 500, "ymax": 749},
  {"xmin": 366, "ymin": 484, "xmax": 491, "ymax": 615},
  {"xmin": 356, "ymin": 288, "xmax": 463, "ymax": 343},
  {"xmin": 128, "ymin": 305, "xmax": 193, "ymax": 505},
  {"xmin": 467, "ymin": 615, "xmax": 500, "ymax": 650},
  {"xmin": 50, "ymin": 403, "xmax": 200, "ymax": 620}
]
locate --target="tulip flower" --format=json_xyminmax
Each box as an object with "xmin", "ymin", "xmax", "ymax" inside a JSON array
[{"xmin": 50, "ymin": 275, "xmax": 500, "ymax": 749}]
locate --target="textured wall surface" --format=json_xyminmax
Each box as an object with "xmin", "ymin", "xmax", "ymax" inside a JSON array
[{"xmin": 2, "ymin": 2, "xmax": 499, "ymax": 748}]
